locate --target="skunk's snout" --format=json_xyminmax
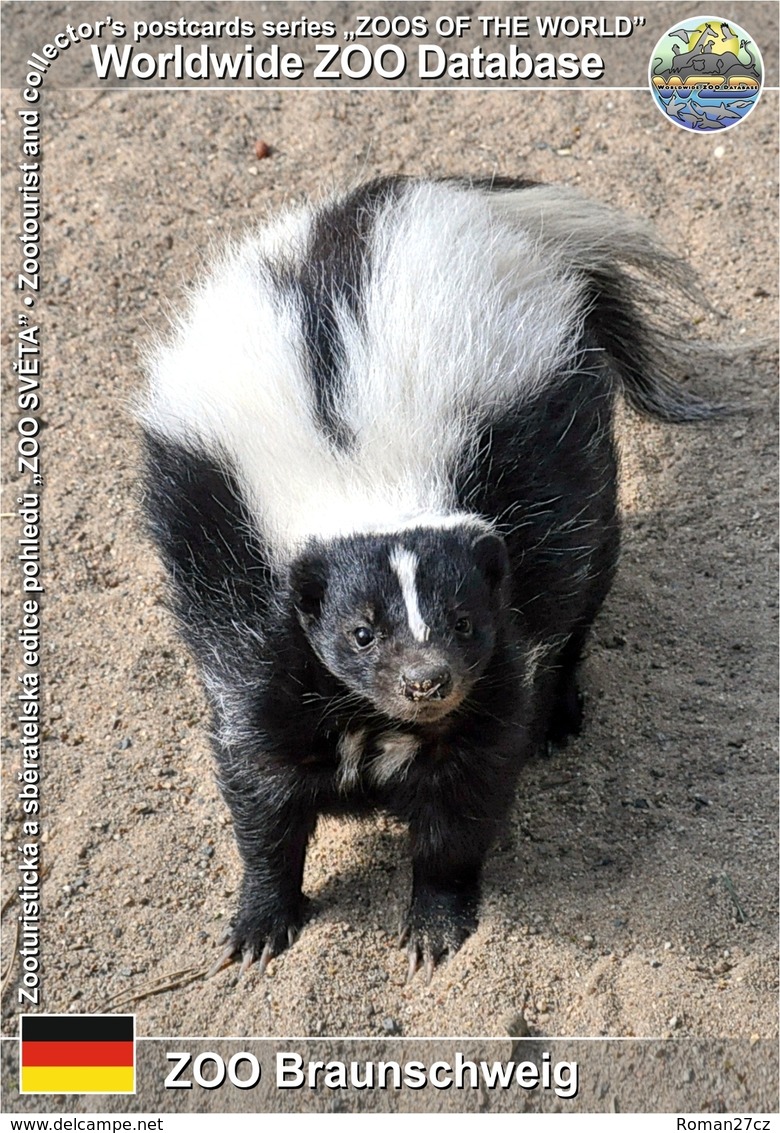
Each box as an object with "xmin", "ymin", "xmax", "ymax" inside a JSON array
[{"xmin": 401, "ymin": 665, "xmax": 453, "ymax": 702}]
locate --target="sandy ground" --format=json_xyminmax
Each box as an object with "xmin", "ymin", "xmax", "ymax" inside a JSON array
[{"xmin": 1, "ymin": 2, "xmax": 778, "ymax": 1115}]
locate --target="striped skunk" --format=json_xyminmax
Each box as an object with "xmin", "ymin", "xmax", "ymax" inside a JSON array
[{"xmin": 139, "ymin": 176, "xmax": 717, "ymax": 980}]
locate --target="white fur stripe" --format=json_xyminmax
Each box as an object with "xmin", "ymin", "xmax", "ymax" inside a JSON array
[
  {"xmin": 369, "ymin": 732, "xmax": 418, "ymax": 785},
  {"xmin": 337, "ymin": 728, "xmax": 366, "ymax": 792},
  {"xmin": 389, "ymin": 546, "xmax": 430, "ymax": 643},
  {"xmin": 141, "ymin": 180, "xmax": 591, "ymax": 564}
]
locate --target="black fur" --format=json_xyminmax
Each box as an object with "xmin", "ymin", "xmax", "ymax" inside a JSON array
[
  {"xmin": 276, "ymin": 176, "xmax": 404, "ymax": 449},
  {"xmin": 140, "ymin": 176, "xmax": 713, "ymax": 979}
]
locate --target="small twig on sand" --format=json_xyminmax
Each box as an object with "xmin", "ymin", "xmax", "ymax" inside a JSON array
[
  {"xmin": 104, "ymin": 966, "xmax": 209, "ymax": 1010},
  {"xmin": 721, "ymin": 873, "xmax": 747, "ymax": 923},
  {"xmin": 60, "ymin": 92, "xmax": 109, "ymax": 121}
]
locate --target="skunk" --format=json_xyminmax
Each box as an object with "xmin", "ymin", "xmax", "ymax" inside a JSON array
[{"xmin": 139, "ymin": 176, "xmax": 716, "ymax": 979}]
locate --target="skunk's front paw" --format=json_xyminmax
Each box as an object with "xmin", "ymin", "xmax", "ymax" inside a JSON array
[
  {"xmin": 207, "ymin": 895, "xmax": 307, "ymax": 979},
  {"xmin": 399, "ymin": 888, "xmax": 478, "ymax": 982}
]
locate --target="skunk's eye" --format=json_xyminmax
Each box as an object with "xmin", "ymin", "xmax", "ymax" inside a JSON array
[
  {"xmin": 455, "ymin": 616, "xmax": 473, "ymax": 637},
  {"xmin": 353, "ymin": 626, "xmax": 375, "ymax": 649}
]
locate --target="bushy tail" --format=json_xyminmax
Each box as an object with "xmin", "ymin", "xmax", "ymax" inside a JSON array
[
  {"xmin": 580, "ymin": 262, "xmax": 730, "ymax": 423},
  {"xmin": 483, "ymin": 181, "xmax": 732, "ymax": 422}
]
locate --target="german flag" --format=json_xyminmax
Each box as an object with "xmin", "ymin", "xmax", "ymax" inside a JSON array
[{"xmin": 20, "ymin": 1015, "xmax": 135, "ymax": 1094}]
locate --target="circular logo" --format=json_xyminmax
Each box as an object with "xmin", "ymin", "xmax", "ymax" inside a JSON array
[{"xmin": 649, "ymin": 16, "xmax": 763, "ymax": 132}]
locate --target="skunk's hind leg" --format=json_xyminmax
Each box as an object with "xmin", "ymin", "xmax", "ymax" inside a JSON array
[{"xmin": 544, "ymin": 630, "xmax": 589, "ymax": 749}]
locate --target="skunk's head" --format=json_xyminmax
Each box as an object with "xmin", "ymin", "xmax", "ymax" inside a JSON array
[{"xmin": 289, "ymin": 525, "xmax": 510, "ymax": 725}]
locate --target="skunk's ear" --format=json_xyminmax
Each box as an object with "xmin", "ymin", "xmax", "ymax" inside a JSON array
[
  {"xmin": 472, "ymin": 532, "xmax": 510, "ymax": 593},
  {"xmin": 289, "ymin": 553, "xmax": 329, "ymax": 622}
]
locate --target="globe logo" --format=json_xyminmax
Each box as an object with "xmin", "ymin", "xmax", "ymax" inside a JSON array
[{"xmin": 650, "ymin": 17, "xmax": 763, "ymax": 132}]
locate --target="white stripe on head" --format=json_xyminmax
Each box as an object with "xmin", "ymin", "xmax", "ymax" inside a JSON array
[{"xmin": 389, "ymin": 545, "xmax": 430, "ymax": 643}]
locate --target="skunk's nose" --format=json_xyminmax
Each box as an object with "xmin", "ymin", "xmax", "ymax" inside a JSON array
[{"xmin": 401, "ymin": 666, "xmax": 452, "ymax": 702}]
